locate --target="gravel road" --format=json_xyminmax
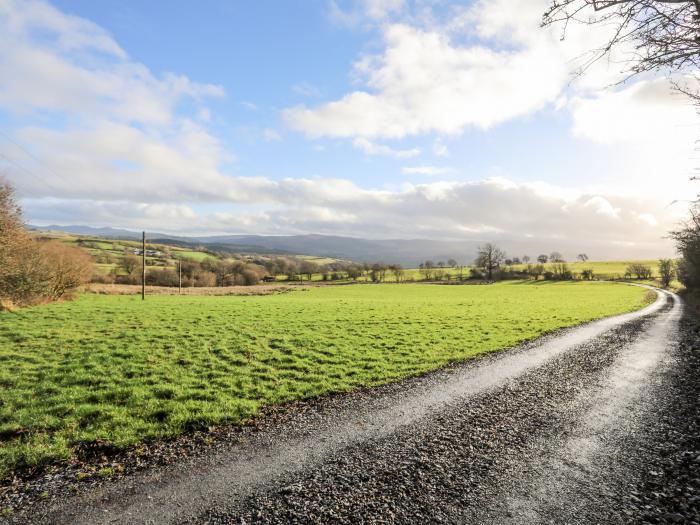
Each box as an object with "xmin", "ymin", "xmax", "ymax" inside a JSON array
[{"xmin": 7, "ymin": 287, "xmax": 698, "ymax": 525}]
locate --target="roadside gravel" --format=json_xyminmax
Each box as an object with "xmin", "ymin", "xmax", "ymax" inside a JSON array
[{"xmin": 191, "ymin": 293, "xmax": 695, "ymax": 524}]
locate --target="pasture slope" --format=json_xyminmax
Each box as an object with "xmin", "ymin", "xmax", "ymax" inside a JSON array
[{"xmin": 0, "ymin": 282, "xmax": 650, "ymax": 480}]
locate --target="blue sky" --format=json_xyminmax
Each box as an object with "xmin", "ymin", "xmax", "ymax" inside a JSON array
[{"xmin": 0, "ymin": 0, "xmax": 697, "ymax": 257}]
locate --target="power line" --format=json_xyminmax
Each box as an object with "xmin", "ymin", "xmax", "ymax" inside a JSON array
[
  {"xmin": 0, "ymin": 152, "xmax": 58, "ymax": 194},
  {"xmin": 0, "ymin": 129, "xmax": 72, "ymax": 188}
]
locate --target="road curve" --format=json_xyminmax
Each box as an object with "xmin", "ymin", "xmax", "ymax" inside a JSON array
[{"xmin": 12, "ymin": 287, "xmax": 688, "ymax": 524}]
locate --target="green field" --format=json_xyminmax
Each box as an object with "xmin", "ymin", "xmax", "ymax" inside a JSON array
[
  {"xmin": 511, "ymin": 260, "xmax": 661, "ymax": 279},
  {"xmin": 0, "ymin": 282, "xmax": 650, "ymax": 477}
]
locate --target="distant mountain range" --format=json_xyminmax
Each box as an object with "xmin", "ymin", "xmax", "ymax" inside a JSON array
[
  {"xmin": 28, "ymin": 224, "xmax": 662, "ymax": 265},
  {"xmin": 28, "ymin": 224, "xmax": 488, "ymax": 265}
]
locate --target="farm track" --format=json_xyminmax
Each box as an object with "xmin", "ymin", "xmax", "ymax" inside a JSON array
[{"xmin": 7, "ymin": 288, "xmax": 699, "ymax": 524}]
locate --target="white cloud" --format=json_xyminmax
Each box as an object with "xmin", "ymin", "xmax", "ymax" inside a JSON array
[
  {"xmin": 0, "ymin": 0, "xmax": 687, "ymax": 260},
  {"xmin": 24, "ymin": 177, "xmax": 677, "ymax": 258},
  {"xmin": 0, "ymin": 0, "xmax": 231, "ymax": 205},
  {"xmin": 570, "ymin": 78, "xmax": 698, "ymax": 144},
  {"xmin": 401, "ymin": 165, "xmax": 452, "ymax": 175},
  {"xmin": 0, "ymin": 3, "xmax": 224, "ymax": 126},
  {"xmin": 353, "ymin": 137, "xmax": 420, "ymax": 158},
  {"xmin": 284, "ymin": 21, "xmax": 567, "ymax": 138}
]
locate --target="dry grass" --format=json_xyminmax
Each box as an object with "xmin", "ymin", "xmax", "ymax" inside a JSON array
[
  {"xmin": 0, "ymin": 298, "xmax": 17, "ymax": 312},
  {"xmin": 83, "ymin": 283, "xmax": 305, "ymax": 296}
]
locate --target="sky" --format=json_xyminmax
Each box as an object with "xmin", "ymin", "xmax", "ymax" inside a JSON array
[{"xmin": 0, "ymin": 0, "xmax": 697, "ymax": 258}]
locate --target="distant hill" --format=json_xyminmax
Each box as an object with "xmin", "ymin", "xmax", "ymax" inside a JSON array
[
  {"xmin": 27, "ymin": 225, "xmax": 667, "ymax": 266},
  {"xmin": 28, "ymin": 226, "xmax": 483, "ymax": 265},
  {"xmin": 29, "ymin": 224, "xmax": 147, "ymax": 240},
  {"xmin": 195, "ymin": 234, "xmax": 484, "ymax": 266}
]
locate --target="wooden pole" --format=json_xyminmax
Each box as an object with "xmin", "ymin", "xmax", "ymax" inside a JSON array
[
  {"xmin": 178, "ymin": 259, "xmax": 182, "ymax": 295},
  {"xmin": 141, "ymin": 231, "xmax": 146, "ymax": 301}
]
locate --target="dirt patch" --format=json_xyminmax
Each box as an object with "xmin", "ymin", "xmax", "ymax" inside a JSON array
[{"xmin": 83, "ymin": 283, "xmax": 305, "ymax": 296}]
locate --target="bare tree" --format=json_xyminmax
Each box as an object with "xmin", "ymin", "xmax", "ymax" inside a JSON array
[
  {"xmin": 475, "ymin": 243, "xmax": 506, "ymax": 280},
  {"xmin": 456, "ymin": 263, "xmax": 467, "ymax": 281},
  {"xmin": 543, "ymin": 1, "xmax": 700, "ymax": 99},
  {"xmin": 577, "ymin": 253, "xmax": 589, "ymax": 262},
  {"xmin": 389, "ymin": 264, "xmax": 405, "ymax": 283},
  {"xmin": 537, "ymin": 254, "xmax": 549, "ymax": 264},
  {"xmin": 122, "ymin": 253, "xmax": 141, "ymax": 275},
  {"xmin": 626, "ymin": 262, "xmax": 654, "ymax": 279},
  {"xmin": 419, "ymin": 261, "xmax": 435, "ymax": 281},
  {"xmin": 550, "ymin": 251, "xmax": 565, "ymax": 262},
  {"xmin": 299, "ymin": 261, "xmax": 318, "ymax": 282},
  {"xmin": 522, "ymin": 255, "xmax": 531, "ymax": 264}
]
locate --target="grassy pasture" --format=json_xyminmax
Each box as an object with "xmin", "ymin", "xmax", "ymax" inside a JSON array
[
  {"xmin": 0, "ymin": 282, "xmax": 650, "ymax": 477},
  {"xmin": 511, "ymin": 260, "xmax": 661, "ymax": 279}
]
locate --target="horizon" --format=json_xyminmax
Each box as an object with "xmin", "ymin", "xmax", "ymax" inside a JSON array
[{"xmin": 1, "ymin": 0, "xmax": 695, "ymax": 259}]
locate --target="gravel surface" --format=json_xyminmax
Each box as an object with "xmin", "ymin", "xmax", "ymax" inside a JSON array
[{"xmin": 4, "ymin": 288, "xmax": 697, "ymax": 525}]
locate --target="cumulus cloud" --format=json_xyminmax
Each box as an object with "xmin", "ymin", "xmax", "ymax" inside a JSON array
[
  {"xmin": 24, "ymin": 177, "xmax": 677, "ymax": 257},
  {"xmin": 0, "ymin": 0, "xmax": 686, "ymax": 259},
  {"xmin": 287, "ymin": 0, "xmax": 695, "ymax": 155},
  {"xmin": 570, "ymin": 77, "xmax": 698, "ymax": 144},
  {"xmin": 0, "ymin": 0, "xmax": 231, "ymax": 203},
  {"xmin": 284, "ymin": 22, "xmax": 567, "ymax": 138}
]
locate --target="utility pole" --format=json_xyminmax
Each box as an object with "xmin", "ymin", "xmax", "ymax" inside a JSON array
[
  {"xmin": 178, "ymin": 259, "xmax": 182, "ymax": 295},
  {"xmin": 141, "ymin": 231, "xmax": 146, "ymax": 301}
]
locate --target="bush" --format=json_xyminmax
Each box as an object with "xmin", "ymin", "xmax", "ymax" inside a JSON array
[
  {"xmin": 91, "ymin": 272, "xmax": 115, "ymax": 284},
  {"xmin": 39, "ymin": 241, "xmax": 93, "ymax": 298},
  {"xmin": 194, "ymin": 271, "xmax": 217, "ymax": 287},
  {"xmin": 470, "ymin": 269, "xmax": 485, "ymax": 280},
  {"xmin": 146, "ymin": 269, "xmax": 179, "ymax": 287},
  {"xmin": 580, "ymin": 269, "xmax": 594, "ymax": 280},
  {"xmin": 0, "ymin": 181, "xmax": 93, "ymax": 305},
  {"xmin": 626, "ymin": 263, "xmax": 653, "ymax": 280}
]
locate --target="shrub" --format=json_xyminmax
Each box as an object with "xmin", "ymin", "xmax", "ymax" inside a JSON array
[
  {"xmin": 91, "ymin": 272, "xmax": 115, "ymax": 284},
  {"xmin": 0, "ymin": 182, "xmax": 93, "ymax": 305},
  {"xmin": 39, "ymin": 241, "xmax": 93, "ymax": 299},
  {"xmin": 146, "ymin": 269, "xmax": 179, "ymax": 287},
  {"xmin": 580, "ymin": 269, "xmax": 594, "ymax": 280},
  {"xmin": 626, "ymin": 263, "xmax": 653, "ymax": 280},
  {"xmin": 194, "ymin": 271, "xmax": 216, "ymax": 287},
  {"xmin": 470, "ymin": 269, "xmax": 485, "ymax": 280}
]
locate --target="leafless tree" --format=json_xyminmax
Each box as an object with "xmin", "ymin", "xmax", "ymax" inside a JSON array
[
  {"xmin": 550, "ymin": 251, "xmax": 565, "ymax": 262},
  {"xmin": 543, "ymin": 1, "xmax": 700, "ymax": 100},
  {"xmin": 577, "ymin": 253, "xmax": 589, "ymax": 262},
  {"xmin": 122, "ymin": 253, "xmax": 140, "ymax": 275},
  {"xmin": 475, "ymin": 243, "xmax": 506, "ymax": 280},
  {"xmin": 389, "ymin": 264, "xmax": 405, "ymax": 282}
]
